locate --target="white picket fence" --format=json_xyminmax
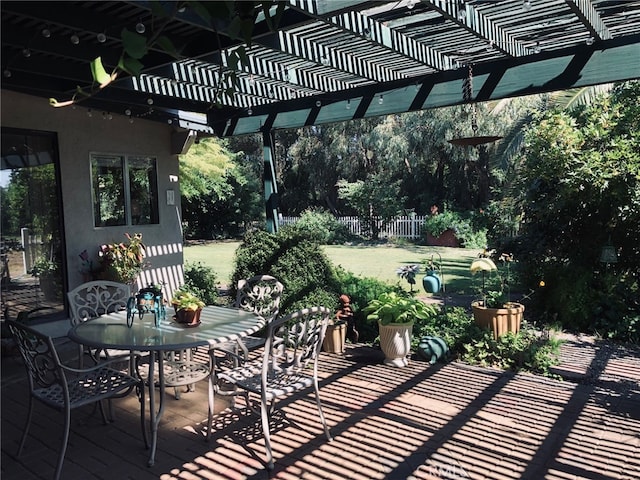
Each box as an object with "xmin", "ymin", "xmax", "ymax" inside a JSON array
[{"xmin": 280, "ymin": 215, "xmax": 427, "ymax": 240}]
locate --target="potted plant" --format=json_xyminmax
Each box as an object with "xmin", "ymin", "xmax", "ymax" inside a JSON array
[
  {"xmin": 96, "ymin": 233, "xmax": 147, "ymax": 285},
  {"xmin": 170, "ymin": 287, "xmax": 205, "ymax": 326},
  {"xmin": 28, "ymin": 256, "xmax": 61, "ymax": 301},
  {"xmin": 363, "ymin": 291, "xmax": 436, "ymax": 367},
  {"xmin": 470, "ymin": 252, "xmax": 524, "ymax": 339}
]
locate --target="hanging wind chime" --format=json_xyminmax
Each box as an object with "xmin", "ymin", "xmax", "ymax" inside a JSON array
[{"xmin": 448, "ymin": 64, "xmax": 502, "ymax": 147}]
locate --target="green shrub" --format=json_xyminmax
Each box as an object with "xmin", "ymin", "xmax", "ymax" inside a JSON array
[
  {"xmin": 231, "ymin": 229, "xmax": 340, "ymax": 314},
  {"xmin": 183, "ymin": 261, "xmax": 218, "ymax": 305},
  {"xmin": 280, "ymin": 208, "xmax": 352, "ymax": 244},
  {"xmin": 333, "ymin": 267, "xmax": 399, "ymax": 342},
  {"xmin": 423, "ymin": 210, "xmax": 487, "ymax": 248},
  {"xmin": 460, "ymin": 322, "xmax": 562, "ymax": 377},
  {"xmin": 412, "ymin": 306, "xmax": 482, "ymax": 353}
]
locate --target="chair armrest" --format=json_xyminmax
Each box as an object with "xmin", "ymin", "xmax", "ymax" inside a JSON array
[{"xmin": 60, "ymin": 354, "xmax": 134, "ymax": 375}]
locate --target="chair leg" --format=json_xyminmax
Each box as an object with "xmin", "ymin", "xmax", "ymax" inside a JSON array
[
  {"xmin": 54, "ymin": 403, "xmax": 72, "ymax": 480},
  {"xmin": 313, "ymin": 380, "xmax": 332, "ymax": 441},
  {"xmin": 206, "ymin": 371, "xmax": 214, "ymax": 441},
  {"xmin": 260, "ymin": 393, "xmax": 274, "ymax": 470},
  {"xmin": 16, "ymin": 394, "xmax": 34, "ymax": 457}
]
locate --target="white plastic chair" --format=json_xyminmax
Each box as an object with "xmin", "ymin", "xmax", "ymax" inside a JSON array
[
  {"xmin": 7, "ymin": 319, "xmax": 146, "ymax": 480},
  {"xmin": 209, "ymin": 306, "xmax": 333, "ymax": 469}
]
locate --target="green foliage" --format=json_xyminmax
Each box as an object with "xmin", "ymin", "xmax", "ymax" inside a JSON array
[
  {"xmin": 460, "ymin": 323, "xmax": 563, "ymax": 377},
  {"xmin": 363, "ymin": 291, "xmax": 439, "ymax": 325},
  {"xmin": 231, "ymin": 229, "xmax": 340, "ymax": 314},
  {"xmin": 280, "ymin": 208, "xmax": 351, "ymax": 244},
  {"xmin": 423, "ymin": 210, "xmax": 487, "ymax": 248},
  {"xmin": 28, "ymin": 256, "xmax": 59, "ymax": 278},
  {"xmin": 411, "ymin": 306, "xmax": 482, "ymax": 353},
  {"xmin": 180, "ymin": 138, "xmax": 263, "ymax": 239},
  {"xmin": 333, "ymin": 267, "xmax": 399, "ymax": 341},
  {"xmin": 183, "ymin": 262, "xmax": 218, "ymax": 305},
  {"xmin": 513, "ymin": 82, "xmax": 640, "ymax": 338},
  {"xmin": 170, "ymin": 287, "xmax": 205, "ymax": 311},
  {"xmin": 97, "ymin": 233, "xmax": 146, "ymax": 283}
]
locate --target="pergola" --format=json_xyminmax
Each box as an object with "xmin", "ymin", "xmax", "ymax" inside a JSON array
[{"xmin": 2, "ymin": 0, "xmax": 640, "ymax": 230}]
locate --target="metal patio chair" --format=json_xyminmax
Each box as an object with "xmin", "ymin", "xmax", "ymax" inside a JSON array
[
  {"xmin": 6, "ymin": 319, "xmax": 146, "ymax": 480},
  {"xmin": 209, "ymin": 306, "xmax": 332, "ymax": 469},
  {"xmin": 67, "ymin": 280, "xmax": 133, "ymax": 368},
  {"xmin": 209, "ymin": 275, "xmax": 284, "ymax": 404}
]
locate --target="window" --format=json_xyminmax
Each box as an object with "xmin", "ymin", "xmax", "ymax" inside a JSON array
[{"xmin": 91, "ymin": 154, "xmax": 159, "ymax": 227}]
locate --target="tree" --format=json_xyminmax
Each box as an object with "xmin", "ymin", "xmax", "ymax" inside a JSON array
[
  {"xmin": 514, "ymin": 81, "xmax": 640, "ymax": 332},
  {"xmin": 179, "ymin": 137, "xmax": 262, "ymax": 238}
]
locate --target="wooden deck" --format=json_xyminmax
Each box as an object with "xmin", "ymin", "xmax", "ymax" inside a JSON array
[{"xmin": 2, "ymin": 335, "xmax": 640, "ymax": 480}]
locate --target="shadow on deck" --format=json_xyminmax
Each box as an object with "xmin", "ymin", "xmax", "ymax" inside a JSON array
[{"xmin": 2, "ymin": 336, "xmax": 639, "ymax": 480}]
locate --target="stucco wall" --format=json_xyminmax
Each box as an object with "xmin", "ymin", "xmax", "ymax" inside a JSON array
[{"xmin": 1, "ymin": 90, "xmax": 185, "ymax": 296}]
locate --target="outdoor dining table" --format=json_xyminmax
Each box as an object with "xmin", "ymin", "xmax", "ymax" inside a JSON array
[{"xmin": 67, "ymin": 305, "xmax": 265, "ymax": 467}]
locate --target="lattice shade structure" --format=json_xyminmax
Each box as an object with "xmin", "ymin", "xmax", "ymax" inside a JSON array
[{"xmin": 2, "ymin": 1, "xmax": 639, "ymax": 138}]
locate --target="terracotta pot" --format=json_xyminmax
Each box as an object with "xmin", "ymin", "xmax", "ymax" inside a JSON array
[
  {"xmin": 323, "ymin": 322, "xmax": 347, "ymax": 353},
  {"xmin": 378, "ymin": 321, "xmax": 413, "ymax": 367},
  {"xmin": 471, "ymin": 301, "xmax": 524, "ymax": 339},
  {"xmin": 174, "ymin": 307, "xmax": 202, "ymax": 326}
]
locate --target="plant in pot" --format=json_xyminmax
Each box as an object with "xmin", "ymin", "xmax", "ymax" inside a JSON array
[
  {"xmin": 96, "ymin": 233, "xmax": 147, "ymax": 285},
  {"xmin": 171, "ymin": 287, "xmax": 205, "ymax": 327},
  {"xmin": 29, "ymin": 256, "xmax": 61, "ymax": 301},
  {"xmin": 363, "ymin": 291, "xmax": 436, "ymax": 367},
  {"xmin": 470, "ymin": 252, "xmax": 524, "ymax": 339}
]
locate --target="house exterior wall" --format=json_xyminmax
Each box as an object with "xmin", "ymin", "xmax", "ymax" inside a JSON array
[{"xmin": 1, "ymin": 90, "xmax": 185, "ymax": 297}]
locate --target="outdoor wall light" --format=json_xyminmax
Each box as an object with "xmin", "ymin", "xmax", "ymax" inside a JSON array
[
  {"xmin": 586, "ymin": 36, "xmax": 595, "ymax": 45},
  {"xmin": 70, "ymin": 33, "xmax": 80, "ymax": 45},
  {"xmin": 97, "ymin": 32, "xmax": 106, "ymax": 43},
  {"xmin": 523, "ymin": 0, "xmax": 532, "ymax": 12},
  {"xmin": 136, "ymin": 20, "xmax": 146, "ymax": 34}
]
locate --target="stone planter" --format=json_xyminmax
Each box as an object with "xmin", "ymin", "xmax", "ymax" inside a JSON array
[
  {"xmin": 471, "ymin": 301, "xmax": 524, "ymax": 339},
  {"xmin": 378, "ymin": 321, "xmax": 413, "ymax": 367},
  {"xmin": 323, "ymin": 322, "xmax": 346, "ymax": 353}
]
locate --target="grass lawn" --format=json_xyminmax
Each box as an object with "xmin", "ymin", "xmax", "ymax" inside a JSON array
[{"xmin": 184, "ymin": 240, "xmax": 484, "ymax": 295}]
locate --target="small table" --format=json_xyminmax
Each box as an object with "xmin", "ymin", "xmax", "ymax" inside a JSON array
[{"xmin": 68, "ymin": 305, "xmax": 264, "ymax": 467}]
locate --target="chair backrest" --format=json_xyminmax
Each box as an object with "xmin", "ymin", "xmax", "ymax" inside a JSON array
[
  {"xmin": 67, "ymin": 281, "xmax": 132, "ymax": 326},
  {"xmin": 234, "ymin": 275, "xmax": 284, "ymax": 321},
  {"xmin": 6, "ymin": 320, "xmax": 66, "ymax": 394},
  {"xmin": 264, "ymin": 306, "xmax": 330, "ymax": 375}
]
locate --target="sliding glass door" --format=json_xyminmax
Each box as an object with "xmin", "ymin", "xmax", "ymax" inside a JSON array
[{"xmin": 1, "ymin": 127, "xmax": 66, "ymax": 321}]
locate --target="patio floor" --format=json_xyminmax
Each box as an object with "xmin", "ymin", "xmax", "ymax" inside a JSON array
[{"xmin": 2, "ymin": 334, "xmax": 639, "ymax": 480}]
